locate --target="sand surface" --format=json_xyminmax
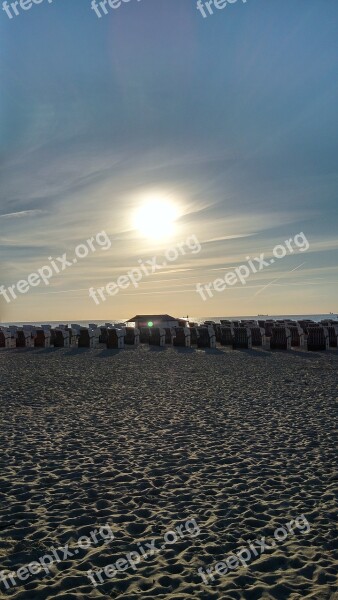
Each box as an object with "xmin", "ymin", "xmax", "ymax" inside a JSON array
[{"xmin": 0, "ymin": 346, "xmax": 337, "ymax": 600}]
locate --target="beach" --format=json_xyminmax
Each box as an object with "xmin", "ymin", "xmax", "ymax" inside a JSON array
[{"xmin": 0, "ymin": 346, "xmax": 337, "ymax": 600}]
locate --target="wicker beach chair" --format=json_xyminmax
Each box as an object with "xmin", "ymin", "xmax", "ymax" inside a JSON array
[
  {"xmin": 197, "ymin": 326, "xmax": 216, "ymax": 348},
  {"xmin": 74, "ymin": 327, "xmax": 100, "ymax": 348},
  {"xmin": 233, "ymin": 327, "xmax": 252, "ymax": 349},
  {"xmin": 264, "ymin": 321, "xmax": 275, "ymax": 337},
  {"xmin": 77, "ymin": 327, "xmax": 92, "ymax": 348},
  {"xmin": 220, "ymin": 326, "xmax": 234, "ymax": 346},
  {"xmin": 149, "ymin": 327, "xmax": 166, "ymax": 347},
  {"xmin": 34, "ymin": 328, "xmax": 51, "ymax": 348},
  {"xmin": 242, "ymin": 320, "xmax": 257, "ymax": 327},
  {"xmin": 288, "ymin": 325, "xmax": 305, "ymax": 348},
  {"xmin": 0, "ymin": 328, "xmax": 16, "ymax": 348},
  {"xmin": 306, "ymin": 326, "xmax": 329, "ymax": 351},
  {"xmin": 189, "ymin": 327, "xmax": 199, "ymax": 346},
  {"xmin": 107, "ymin": 327, "xmax": 125, "ymax": 349},
  {"xmin": 23, "ymin": 326, "xmax": 37, "ymax": 348},
  {"xmin": 89, "ymin": 327, "xmax": 101, "ymax": 348},
  {"xmin": 298, "ymin": 320, "xmax": 315, "ymax": 334},
  {"xmin": 249, "ymin": 326, "xmax": 267, "ymax": 347},
  {"xmin": 53, "ymin": 328, "xmax": 70, "ymax": 348},
  {"xmin": 0, "ymin": 329, "xmax": 7, "ymax": 348},
  {"xmin": 214, "ymin": 324, "xmax": 222, "ymax": 342},
  {"xmin": 98, "ymin": 327, "xmax": 106, "ymax": 344},
  {"xmin": 139, "ymin": 327, "xmax": 151, "ymax": 343},
  {"xmin": 327, "ymin": 325, "xmax": 338, "ymax": 348},
  {"xmin": 270, "ymin": 327, "xmax": 291, "ymax": 350},
  {"xmin": 164, "ymin": 327, "xmax": 175, "ymax": 344},
  {"xmin": 173, "ymin": 327, "xmax": 191, "ymax": 347},
  {"xmin": 125, "ymin": 327, "xmax": 140, "ymax": 346},
  {"xmin": 14, "ymin": 328, "xmax": 33, "ymax": 348}
]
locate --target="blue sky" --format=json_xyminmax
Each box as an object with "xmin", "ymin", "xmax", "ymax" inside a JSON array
[{"xmin": 1, "ymin": 0, "xmax": 337, "ymax": 321}]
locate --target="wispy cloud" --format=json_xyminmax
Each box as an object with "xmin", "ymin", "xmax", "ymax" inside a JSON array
[{"xmin": 0, "ymin": 210, "xmax": 44, "ymax": 219}]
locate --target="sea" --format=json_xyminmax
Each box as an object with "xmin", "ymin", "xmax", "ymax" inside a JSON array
[{"xmin": 1, "ymin": 315, "xmax": 337, "ymax": 327}]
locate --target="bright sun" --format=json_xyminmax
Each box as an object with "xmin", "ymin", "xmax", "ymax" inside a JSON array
[{"xmin": 134, "ymin": 198, "xmax": 178, "ymax": 240}]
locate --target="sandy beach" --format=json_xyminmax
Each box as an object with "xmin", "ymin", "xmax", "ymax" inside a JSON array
[{"xmin": 0, "ymin": 346, "xmax": 337, "ymax": 600}]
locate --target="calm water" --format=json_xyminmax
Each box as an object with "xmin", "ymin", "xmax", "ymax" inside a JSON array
[{"xmin": 1, "ymin": 314, "xmax": 337, "ymax": 327}]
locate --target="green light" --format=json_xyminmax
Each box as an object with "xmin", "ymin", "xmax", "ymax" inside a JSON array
[{"xmin": 148, "ymin": 321, "xmax": 153, "ymax": 327}]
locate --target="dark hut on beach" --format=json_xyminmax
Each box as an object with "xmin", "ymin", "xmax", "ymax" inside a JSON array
[{"xmin": 127, "ymin": 314, "xmax": 183, "ymax": 329}]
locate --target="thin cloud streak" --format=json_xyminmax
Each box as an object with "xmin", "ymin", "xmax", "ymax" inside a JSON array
[{"xmin": 0, "ymin": 210, "xmax": 44, "ymax": 219}]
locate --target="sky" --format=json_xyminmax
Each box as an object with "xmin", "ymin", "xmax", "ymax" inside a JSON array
[{"xmin": 1, "ymin": 0, "xmax": 338, "ymax": 322}]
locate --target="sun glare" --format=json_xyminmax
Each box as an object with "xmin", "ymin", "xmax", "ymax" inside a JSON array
[{"xmin": 133, "ymin": 198, "xmax": 179, "ymax": 240}]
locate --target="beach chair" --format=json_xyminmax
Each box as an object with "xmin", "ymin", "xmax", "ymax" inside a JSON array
[
  {"xmin": 306, "ymin": 327, "xmax": 329, "ymax": 351},
  {"xmin": 220, "ymin": 326, "xmax": 234, "ymax": 346},
  {"xmin": 107, "ymin": 327, "xmax": 125, "ymax": 349},
  {"xmin": 242, "ymin": 320, "xmax": 257, "ymax": 327},
  {"xmin": 173, "ymin": 327, "xmax": 191, "ymax": 347},
  {"xmin": 0, "ymin": 329, "xmax": 7, "ymax": 348},
  {"xmin": 149, "ymin": 327, "xmax": 166, "ymax": 347},
  {"xmin": 22, "ymin": 326, "xmax": 37, "ymax": 348},
  {"xmin": 97, "ymin": 323, "xmax": 113, "ymax": 343},
  {"xmin": 298, "ymin": 320, "xmax": 315, "ymax": 334},
  {"xmin": 270, "ymin": 327, "xmax": 291, "ymax": 350},
  {"xmin": 197, "ymin": 326, "xmax": 216, "ymax": 348},
  {"xmin": 69, "ymin": 324, "xmax": 95, "ymax": 347},
  {"xmin": 288, "ymin": 325, "xmax": 305, "ymax": 348},
  {"xmin": 70, "ymin": 324, "xmax": 81, "ymax": 347},
  {"xmin": 34, "ymin": 327, "xmax": 51, "ymax": 348},
  {"xmin": 249, "ymin": 326, "xmax": 267, "ymax": 348},
  {"xmin": 125, "ymin": 327, "xmax": 140, "ymax": 346},
  {"xmin": 89, "ymin": 327, "xmax": 101, "ymax": 348},
  {"xmin": 189, "ymin": 327, "xmax": 199, "ymax": 346},
  {"xmin": 0, "ymin": 328, "xmax": 16, "ymax": 348},
  {"xmin": 39, "ymin": 325, "xmax": 52, "ymax": 346},
  {"xmin": 53, "ymin": 328, "xmax": 70, "ymax": 348},
  {"xmin": 264, "ymin": 321, "xmax": 275, "ymax": 337},
  {"xmin": 139, "ymin": 327, "xmax": 151, "ymax": 343},
  {"xmin": 164, "ymin": 327, "xmax": 175, "ymax": 345},
  {"xmin": 233, "ymin": 327, "xmax": 252, "ymax": 349},
  {"xmin": 14, "ymin": 328, "xmax": 31, "ymax": 348},
  {"xmin": 214, "ymin": 324, "xmax": 222, "ymax": 342},
  {"xmin": 327, "ymin": 325, "xmax": 338, "ymax": 348},
  {"xmin": 7, "ymin": 326, "xmax": 18, "ymax": 345}
]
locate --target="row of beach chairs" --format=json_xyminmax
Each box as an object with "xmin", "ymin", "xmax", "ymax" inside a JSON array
[
  {"xmin": 1, "ymin": 320, "xmax": 337, "ymax": 352},
  {"xmin": 0, "ymin": 324, "xmax": 217, "ymax": 350},
  {"xmin": 203, "ymin": 319, "xmax": 338, "ymax": 351}
]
